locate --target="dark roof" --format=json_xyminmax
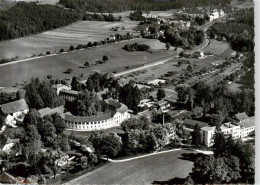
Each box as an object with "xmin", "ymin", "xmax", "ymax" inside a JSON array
[
  {"xmin": 60, "ymin": 89, "xmax": 79, "ymax": 96},
  {"xmin": 236, "ymin": 116, "xmax": 255, "ymax": 128},
  {"xmin": 0, "ymin": 99, "xmax": 28, "ymax": 114},
  {"xmin": 38, "ymin": 106, "xmax": 64, "ymax": 117},
  {"xmin": 183, "ymin": 119, "xmax": 208, "ymax": 128},
  {"xmin": 105, "ymin": 99, "xmax": 128, "ymax": 114},
  {"xmin": 65, "ymin": 112, "xmax": 112, "ymax": 123},
  {"xmin": 235, "ymin": 112, "xmax": 249, "ymax": 121}
]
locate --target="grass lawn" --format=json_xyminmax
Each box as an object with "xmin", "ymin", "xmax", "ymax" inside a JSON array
[
  {"xmin": 64, "ymin": 149, "xmax": 196, "ymax": 185},
  {"xmin": 0, "ymin": 38, "xmax": 171, "ymax": 87}
]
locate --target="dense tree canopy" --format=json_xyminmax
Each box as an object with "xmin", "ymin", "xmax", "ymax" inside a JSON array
[
  {"xmin": 0, "ymin": 2, "xmax": 80, "ymax": 41},
  {"xmin": 25, "ymin": 78, "xmax": 65, "ymax": 110}
]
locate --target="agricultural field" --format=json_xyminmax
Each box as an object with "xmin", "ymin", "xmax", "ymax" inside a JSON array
[
  {"xmin": 0, "ymin": 38, "xmax": 172, "ymax": 87},
  {"xmin": 0, "ymin": 20, "xmax": 139, "ymax": 60}
]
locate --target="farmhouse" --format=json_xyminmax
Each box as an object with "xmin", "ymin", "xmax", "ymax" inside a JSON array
[
  {"xmin": 65, "ymin": 99, "xmax": 130, "ymax": 131},
  {"xmin": 0, "ymin": 99, "xmax": 29, "ymax": 126}
]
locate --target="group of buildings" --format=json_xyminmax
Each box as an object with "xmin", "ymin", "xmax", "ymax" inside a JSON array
[
  {"xmin": 0, "ymin": 82, "xmax": 255, "ymax": 153},
  {"xmin": 200, "ymin": 113, "xmax": 255, "ymax": 147}
]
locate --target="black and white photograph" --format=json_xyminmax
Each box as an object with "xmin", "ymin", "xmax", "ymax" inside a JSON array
[{"xmin": 0, "ymin": 0, "xmax": 256, "ymax": 184}]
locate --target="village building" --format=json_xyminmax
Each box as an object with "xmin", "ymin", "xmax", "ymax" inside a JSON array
[
  {"xmin": 157, "ymin": 99, "xmax": 171, "ymax": 113},
  {"xmin": 65, "ymin": 99, "xmax": 130, "ymax": 131},
  {"xmin": 138, "ymin": 99, "xmax": 154, "ymax": 108},
  {"xmin": 0, "ymin": 99, "xmax": 29, "ymax": 127},
  {"xmin": 0, "ymin": 135, "xmax": 19, "ymax": 154}
]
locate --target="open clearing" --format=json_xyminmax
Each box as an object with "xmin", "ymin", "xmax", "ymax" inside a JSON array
[
  {"xmin": 65, "ymin": 150, "xmax": 195, "ymax": 185},
  {"xmin": 0, "ymin": 20, "xmax": 139, "ymax": 60},
  {"xmin": 202, "ymin": 39, "xmax": 230, "ymax": 55},
  {"xmin": 0, "ymin": 38, "xmax": 172, "ymax": 87}
]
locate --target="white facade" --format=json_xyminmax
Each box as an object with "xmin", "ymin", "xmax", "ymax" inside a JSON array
[
  {"xmin": 201, "ymin": 122, "xmax": 241, "ymax": 147},
  {"xmin": 66, "ymin": 111, "xmax": 130, "ymax": 131},
  {"xmin": 52, "ymin": 84, "xmax": 71, "ymax": 95},
  {"xmin": 4, "ymin": 109, "xmax": 29, "ymax": 127}
]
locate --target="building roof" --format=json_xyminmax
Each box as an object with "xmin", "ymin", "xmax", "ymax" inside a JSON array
[
  {"xmin": 201, "ymin": 126, "xmax": 215, "ymax": 132},
  {"xmin": 65, "ymin": 112, "xmax": 112, "ymax": 123},
  {"xmin": 38, "ymin": 106, "xmax": 65, "ymax": 118},
  {"xmin": 183, "ymin": 119, "xmax": 209, "ymax": 128},
  {"xmin": 105, "ymin": 99, "xmax": 128, "ymax": 114},
  {"xmin": 0, "ymin": 99, "xmax": 28, "ymax": 114},
  {"xmin": 60, "ymin": 89, "xmax": 79, "ymax": 96},
  {"xmin": 236, "ymin": 116, "xmax": 255, "ymax": 128},
  {"xmin": 235, "ymin": 112, "xmax": 249, "ymax": 121}
]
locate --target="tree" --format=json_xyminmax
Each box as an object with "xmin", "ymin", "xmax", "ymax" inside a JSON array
[
  {"xmin": 84, "ymin": 61, "xmax": 90, "ymax": 67},
  {"xmin": 21, "ymin": 125, "xmax": 42, "ymax": 159},
  {"xmin": 37, "ymin": 121, "xmax": 56, "ymax": 147},
  {"xmin": 71, "ymin": 76, "xmax": 81, "ymax": 91},
  {"xmin": 209, "ymin": 113, "xmax": 224, "ymax": 127},
  {"xmin": 191, "ymin": 124, "xmax": 201, "ymax": 147},
  {"xmin": 70, "ymin": 45, "xmax": 74, "ymax": 51},
  {"xmin": 213, "ymin": 130, "xmax": 226, "ymax": 158},
  {"xmin": 121, "ymin": 117, "xmax": 150, "ymax": 132},
  {"xmin": 23, "ymin": 109, "xmax": 41, "ymax": 126},
  {"xmin": 66, "ymin": 68, "xmax": 73, "ymax": 74},
  {"xmin": 52, "ymin": 113, "xmax": 66, "ymax": 134},
  {"xmin": 165, "ymin": 43, "xmax": 171, "ymax": 50},
  {"xmin": 119, "ymin": 81, "xmax": 142, "ymax": 114},
  {"xmin": 187, "ymin": 65, "xmax": 193, "ymax": 72},
  {"xmin": 16, "ymin": 89, "xmax": 25, "ymax": 100},
  {"xmin": 175, "ymin": 84, "xmax": 191, "ymax": 103},
  {"xmin": 92, "ymin": 133, "xmax": 122, "ymax": 160},
  {"xmin": 157, "ymin": 88, "xmax": 166, "ymax": 101},
  {"xmin": 102, "ymin": 55, "xmax": 109, "ymax": 62}
]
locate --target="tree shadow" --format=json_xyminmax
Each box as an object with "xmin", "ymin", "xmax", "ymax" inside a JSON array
[
  {"xmin": 152, "ymin": 177, "xmax": 186, "ymax": 185},
  {"xmin": 178, "ymin": 152, "xmax": 205, "ymax": 162}
]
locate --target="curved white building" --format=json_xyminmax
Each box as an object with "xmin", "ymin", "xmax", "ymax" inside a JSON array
[{"xmin": 65, "ymin": 99, "xmax": 130, "ymax": 131}]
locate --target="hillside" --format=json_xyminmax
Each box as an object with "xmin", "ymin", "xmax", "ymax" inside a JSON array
[{"xmin": 0, "ymin": 2, "xmax": 80, "ymax": 41}]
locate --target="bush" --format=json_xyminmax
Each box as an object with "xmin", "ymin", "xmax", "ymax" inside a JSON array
[{"xmin": 123, "ymin": 43, "xmax": 150, "ymax": 52}]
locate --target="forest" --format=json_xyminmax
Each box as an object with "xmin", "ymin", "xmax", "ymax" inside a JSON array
[
  {"xmin": 0, "ymin": 2, "xmax": 80, "ymax": 41},
  {"xmin": 59, "ymin": 0, "xmax": 232, "ymax": 12}
]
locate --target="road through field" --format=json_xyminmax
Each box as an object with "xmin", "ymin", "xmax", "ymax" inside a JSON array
[{"xmin": 64, "ymin": 149, "xmax": 196, "ymax": 185}]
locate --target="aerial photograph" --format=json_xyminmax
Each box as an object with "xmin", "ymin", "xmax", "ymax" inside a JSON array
[{"xmin": 0, "ymin": 0, "xmax": 255, "ymax": 184}]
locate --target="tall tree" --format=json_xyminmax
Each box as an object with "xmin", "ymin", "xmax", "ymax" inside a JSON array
[
  {"xmin": 157, "ymin": 88, "xmax": 166, "ymax": 101},
  {"xmin": 191, "ymin": 124, "xmax": 201, "ymax": 147}
]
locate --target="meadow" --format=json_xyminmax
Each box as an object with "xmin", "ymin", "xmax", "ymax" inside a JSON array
[
  {"xmin": 0, "ymin": 20, "xmax": 139, "ymax": 60},
  {"xmin": 0, "ymin": 38, "xmax": 171, "ymax": 87}
]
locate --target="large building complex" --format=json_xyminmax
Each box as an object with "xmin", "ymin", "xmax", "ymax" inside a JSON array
[
  {"xmin": 201, "ymin": 113, "xmax": 255, "ymax": 147},
  {"xmin": 65, "ymin": 99, "xmax": 130, "ymax": 131}
]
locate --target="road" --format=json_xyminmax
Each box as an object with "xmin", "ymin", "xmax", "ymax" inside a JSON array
[
  {"xmin": 114, "ymin": 55, "xmax": 177, "ymax": 77},
  {"xmin": 64, "ymin": 149, "xmax": 197, "ymax": 185}
]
